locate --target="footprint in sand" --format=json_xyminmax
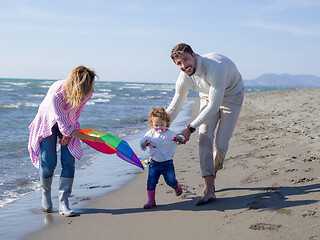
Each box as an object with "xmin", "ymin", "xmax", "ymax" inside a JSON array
[
  {"xmin": 247, "ymin": 201, "xmax": 264, "ymax": 210},
  {"xmin": 276, "ymin": 208, "xmax": 291, "ymax": 215},
  {"xmin": 291, "ymin": 177, "xmax": 316, "ymax": 184},
  {"xmin": 249, "ymin": 223, "xmax": 281, "ymax": 231},
  {"xmin": 309, "ymin": 236, "xmax": 320, "ymax": 240},
  {"xmin": 88, "ymin": 185, "xmax": 112, "ymax": 189},
  {"xmin": 285, "ymin": 168, "xmax": 297, "ymax": 172},
  {"xmin": 303, "ymin": 156, "xmax": 318, "ymax": 162},
  {"xmin": 302, "ymin": 210, "xmax": 317, "ymax": 217},
  {"xmin": 72, "ymin": 197, "xmax": 91, "ymax": 205}
]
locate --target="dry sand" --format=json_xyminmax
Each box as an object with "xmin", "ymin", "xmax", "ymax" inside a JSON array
[{"xmin": 25, "ymin": 88, "xmax": 320, "ymax": 240}]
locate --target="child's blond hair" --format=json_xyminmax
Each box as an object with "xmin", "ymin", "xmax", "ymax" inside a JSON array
[
  {"xmin": 148, "ymin": 107, "xmax": 171, "ymax": 128},
  {"xmin": 64, "ymin": 66, "xmax": 96, "ymax": 109}
]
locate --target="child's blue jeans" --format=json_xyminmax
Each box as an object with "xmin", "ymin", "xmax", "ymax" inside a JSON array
[
  {"xmin": 147, "ymin": 159, "xmax": 178, "ymax": 190},
  {"xmin": 40, "ymin": 123, "xmax": 75, "ymax": 178}
]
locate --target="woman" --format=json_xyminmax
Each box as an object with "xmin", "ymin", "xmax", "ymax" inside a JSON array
[{"xmin": 28, "ymin": 66, "xmax": 104, "ymax": 216}]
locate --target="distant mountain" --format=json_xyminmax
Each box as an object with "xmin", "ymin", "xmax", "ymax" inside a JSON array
[{"xmin": 244, "ymin": 73, "xmax": 320, "ymax": 87}]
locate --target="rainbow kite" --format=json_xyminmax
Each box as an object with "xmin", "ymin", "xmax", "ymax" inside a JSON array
[{"xmin": 79, "ymin": 129, "xmax": 144, "ymax": 170}]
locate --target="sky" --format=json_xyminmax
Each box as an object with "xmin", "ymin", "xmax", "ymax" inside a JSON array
[{"xmin": 0, "ymin": 0, "xmax": 319, "ymax": 83}]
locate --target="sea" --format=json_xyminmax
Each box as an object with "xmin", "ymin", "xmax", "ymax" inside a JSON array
[{"xmin": 0, "ymin": 78, "xmax": 285, "ymax": 239}]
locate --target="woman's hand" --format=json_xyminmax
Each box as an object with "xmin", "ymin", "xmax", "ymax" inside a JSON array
[{"xmin": 59, "ymin": 135, "xmax": 70, "ymax": 146}]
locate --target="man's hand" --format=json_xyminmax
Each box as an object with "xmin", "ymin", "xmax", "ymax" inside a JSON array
[{"xmin": 179, "ymin": 128, "xmax": 192, "ymax": 141}]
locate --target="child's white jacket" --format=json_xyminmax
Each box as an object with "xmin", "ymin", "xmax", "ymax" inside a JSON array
[{"xmin": 140, "ymin": 129, "xmax": 178, "ymax": 162}]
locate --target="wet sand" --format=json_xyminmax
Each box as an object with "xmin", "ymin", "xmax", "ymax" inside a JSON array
[{"xmin": 25, "ymin": 88, "xmax": 320, "ymax": 240}]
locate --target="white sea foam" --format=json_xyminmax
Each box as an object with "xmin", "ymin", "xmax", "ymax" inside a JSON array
[
  {"xmin": 0, "ymin": 88, "xmax": 14, "ymax": 91},
  {"xmin": 26, "ymin": 94, "xmax": 45, "ymax": 98},
  {"xmin": 2, "ymin": 103, "xmax": 22, "ymax": 109},
  {"xmin": 86, "ymin": 101, "xmax": 96, "ymax": 105},
  {"xmin": 92, "ymin": 92, "xmax": 115, "ymax": 99},
  {"xmin": 0, "ymin": 182, "xmax": 40, "ymax": 208},
  {"xmin": 125, "ymin": 83, "xmax": 145, "ymax": 87},
  {"xmin": 1, "ymin": 102, "xmax": 40, "ymax": 108},
  {"xmin": 118, "ymin": 84, "xmax": 144, "ymax": 90},
  {"xmin": 100, "ymin": 89, "xmax": 112, "ymax": 92},
  {"xmin": 4, "ymin": 81, "xmax": 30, "ymax": 86},
  {"xmin": 24, "ymin": 102, "xmax": 40, "ymax": 108},
  {"xmin": 92, "ymin": 98, "xmax": 111, "ymax": 103}
]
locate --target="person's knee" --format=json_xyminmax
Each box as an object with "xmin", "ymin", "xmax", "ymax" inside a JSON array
[
  {"xmin": 147, "ymin": 178, "xmax": 158, "ymax": 189},
  {"xmin": 216, "ymin": 143, "xmax": 228, "ymax": 155},
  {"xmin": 165, "ymin": 178, "xmax": 177, "ymax": 188},
  {"xmin": 164, "ymin": 172, "xmax": 177, "ymax": 188},
  {"xmin": 199, "ymin": 133, "xmax": 212, "ymax": 148},
  {"xmin": 40, "ymin": 164, "xmax": 55, "ymax": 178}
]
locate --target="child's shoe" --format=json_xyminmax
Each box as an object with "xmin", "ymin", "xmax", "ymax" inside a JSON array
[
  {"xmin": 143, "ymin": 189, "xmax": 156, "ymax": 209},
  {"xmin": 174, "ymin": 182, "xmax": 183, "ymax": 196}
]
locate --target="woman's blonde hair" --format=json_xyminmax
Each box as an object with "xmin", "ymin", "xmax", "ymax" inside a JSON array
[
  {"xmin": 148, "ymin": 107, "xmax": 171, "ymax": 128},
  {"xmin": 64, "ymin": 66, "xmax": 96, "ymax": 109}
]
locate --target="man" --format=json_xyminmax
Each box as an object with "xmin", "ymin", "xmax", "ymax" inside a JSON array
[{"xmin": 166, "ymin": 43, "xmax": 244, "ymax": 205}]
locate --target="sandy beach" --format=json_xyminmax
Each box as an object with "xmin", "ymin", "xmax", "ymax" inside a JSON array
[{"xmin": 25, "ymin": 88, "xmax": 320, "ymax": 240}]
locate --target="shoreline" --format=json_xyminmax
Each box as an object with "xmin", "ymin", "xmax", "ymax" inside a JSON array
[
  {"xmin": 0, "ymin": 97, "xmax": 193, "ymax": 240},
  {"xmin": 21, "ymin": 88, "xmax": 320, "ymax": 239}
]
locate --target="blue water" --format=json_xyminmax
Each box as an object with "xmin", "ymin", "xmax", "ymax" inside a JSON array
[
  {"xmin": 0, "ymin": 79, "xmax": 201, "ymax": 208},
  {"xmin": 0, "ymin": 78, "xmax": 283, "ymax": 239},
  {"xmin": 0, "ymin": 79, "xmax": 285, "ymax": 208}
]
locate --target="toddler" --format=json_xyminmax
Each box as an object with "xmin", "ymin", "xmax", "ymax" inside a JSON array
[{"xmin": 140, "ymin": 107, "xmax": 183, "ymax": 209}]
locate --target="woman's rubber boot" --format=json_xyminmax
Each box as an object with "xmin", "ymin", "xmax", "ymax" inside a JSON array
[
  {"xmin": 174, "ymin": 182, "xmax": 183, "ymax": 196},
  {"xmin": 59, "ymin": 177, "xmax": 76, "ymax": 217},
  {"xmin": 40, "ymin": 176, "xmax": 53, "ymax": 213},
  {"xmin": 143, "ymin": 189, "xmax": 156, "ymax": 209}
]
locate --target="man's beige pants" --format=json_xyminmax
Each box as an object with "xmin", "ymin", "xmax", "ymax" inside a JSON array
[{"xmin": 198, "ymin": 90, "xmax": 244, "ymax": 177}]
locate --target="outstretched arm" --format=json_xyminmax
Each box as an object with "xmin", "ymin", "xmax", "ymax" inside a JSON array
[
  {"xmin": 166, "ymin": 76, "xmax": 190, "ymax": 123},
  {"xmin": 71, "ymin": 130, "xmax": 105, "ymax": 143},
  {"xmin": 59, "ymin": 130, "xmax": 105, "ymax": 146}
]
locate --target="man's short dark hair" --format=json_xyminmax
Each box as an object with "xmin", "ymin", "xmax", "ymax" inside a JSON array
[{"xmin": 171, "ymin": 43, "xmax": 194, "ymax": 62}]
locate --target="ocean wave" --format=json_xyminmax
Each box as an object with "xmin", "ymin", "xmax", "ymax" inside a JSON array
[
  {"xmin": 39, "ymin": 85, "xmax": 50, "ymax": 88},
  {"xmin": 117, "ymin": 129, "xmax": 140, "ymax": 138},
  {"xmin": 2, "ymin": 81, "xmax": 30, "ymax": 87},
  {"xmin": 138, "ymin": 96, "xmax": 163, "ymax": 100},
  {"xmin": 117, "ymin": 85, "xmax": 143, "ymax": 90},
  {"xmin": 0, "ymin": 181, "xmax": 39, "ymax": 208},
  {"xmin": 86, "ymin": 101, "xmax": 96, "ymax": 105},
  {"xmin": 124, "ymin": 83, "xmax": 145, "ymax": 87},
  {"xmin": 1, "ymin": 102, "xmax": 39, "ymax": 109},
  {"xmin": 99, "ymin": 89, "xmax": 112, "ymax": 92},
  {"xmin": 24, "ymin": 102, "xmax": 40, "ymax": 108},
  {"xmin": 26, "ymin": 94, "xmax": 45, "ymax": 98},
  {"xmin": 0, "ymin": 84, "xmax": 11, "ymax": 88},
  {"xmin": 1, "ymin": 103, "xmax": 22, "ymax": 109},
  {"xmin": 105, "ymin": 118, "xmax": 121, "ymax": 122},
  {"xmin": 92, "ymin": 92, "xmax": 116, "ymax": 99},
  {"xmin": 0, "ymin": 88, "xmax": 14, "ymax": 91},
  {"xmin": 91, "ymin": 98, "xmax": 111, "ymax": 103}
]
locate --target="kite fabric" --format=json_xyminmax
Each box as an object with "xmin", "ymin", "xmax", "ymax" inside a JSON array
[{"xmin": 78, "ymin": 129, "xmax": 144, "ymax": 170}]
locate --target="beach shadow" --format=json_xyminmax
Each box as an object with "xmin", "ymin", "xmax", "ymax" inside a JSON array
[{"xmin": 76, "ymin": 183, "xmax": 320, "ymax": 215}]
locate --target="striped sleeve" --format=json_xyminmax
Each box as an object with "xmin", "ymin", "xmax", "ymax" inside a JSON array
[{"xmin": 52, "ymin": 93, "xmax": 75, "ymax": 136}]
